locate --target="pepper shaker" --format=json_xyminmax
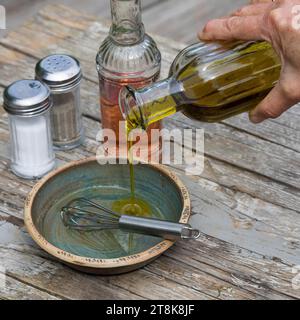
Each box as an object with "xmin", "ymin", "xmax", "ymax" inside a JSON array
[
  {"xmin": 3, "ymin": 80, "xmax": 55, "ymax": 179},
  {"xmin": 35, "ymin": 54, "xmax": 84, "ymax": 150}
]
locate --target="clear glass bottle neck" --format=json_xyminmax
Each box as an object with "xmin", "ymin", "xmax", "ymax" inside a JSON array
[
  {"xmin": 120, "ymin": 78, "xmax": 184, "ymax": 129},
  {"xmin": 110, "ymin": 0, "xmax": 145, "ymax": 45}
]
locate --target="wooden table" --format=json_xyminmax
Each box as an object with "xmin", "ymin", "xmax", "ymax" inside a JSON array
[
  {"xmin": 3, "ymin": 0, "xmax": 248, "ymax": 44},
  {"xmin": 0, "ymin": 5, "xmax": 300, "ymax": 300}
]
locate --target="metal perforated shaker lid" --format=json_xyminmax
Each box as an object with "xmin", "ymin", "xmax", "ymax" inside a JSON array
[
  {"xmin": 3, "ymin": 80, "xmax": 52, "ymax": 117},
  {"xmin": 35, "ymin": 54, "xmax": 82, "ymax": 92}
]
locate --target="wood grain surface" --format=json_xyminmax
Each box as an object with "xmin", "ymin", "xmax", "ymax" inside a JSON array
[
  {"xmin": 0, "ymin": 3, "xmax": 299, "ymax": 300},
  {"xmin": 1, "ymin": 0, "xmax": 247, "ymax": 43}
]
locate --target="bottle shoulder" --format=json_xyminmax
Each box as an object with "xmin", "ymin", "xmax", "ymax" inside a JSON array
[
  {"xmin": 169, "ymin": 40, "xmax": 275, "ymax": 76},
  {"xmin": 96, "ymin": 34, "xmax": 161, "ymax": 79},
  {"xmin": 169, "ymin": 42, "xmax": 221, "ymax": 75}
]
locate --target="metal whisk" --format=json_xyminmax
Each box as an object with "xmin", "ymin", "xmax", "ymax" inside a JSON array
[{"xmin": 61, "ymin": 198, "xmax": 200, "ymax": 241}]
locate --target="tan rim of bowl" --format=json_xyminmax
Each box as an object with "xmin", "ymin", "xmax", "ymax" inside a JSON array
[{"xmin": 24, "ymin": 157, "xmax": 191, "ymax": 271}]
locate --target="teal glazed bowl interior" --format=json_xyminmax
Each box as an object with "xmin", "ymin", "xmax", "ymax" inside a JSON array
[{"xmin": 25, "ymin": 157, "xmax": 191, "ymax": 275}]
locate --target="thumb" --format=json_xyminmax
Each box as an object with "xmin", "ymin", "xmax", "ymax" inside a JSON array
[{"xmin": 249, "ymin": 82, "xmax": 297, "ymax": 123}]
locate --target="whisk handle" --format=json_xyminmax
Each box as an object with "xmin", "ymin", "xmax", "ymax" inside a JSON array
[{"xmin": 119, "ymin": 215, "xmax": 200, "ymax": 241}]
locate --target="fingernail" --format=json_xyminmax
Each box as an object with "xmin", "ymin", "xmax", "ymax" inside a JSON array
[{"xmin": 249, "ymin": 112, "xmax": 263, "ymax": 124}]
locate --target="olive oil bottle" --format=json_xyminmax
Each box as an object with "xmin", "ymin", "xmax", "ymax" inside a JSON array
[{"xmin": 119, "ymin": 41, "xmax": 281, "ymax": 129}]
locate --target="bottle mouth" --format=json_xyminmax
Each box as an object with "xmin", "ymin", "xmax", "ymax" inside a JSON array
[
  {"xmin": 119, "ymin": 85, "xmax": 147, "ymax": 130},
  {"xmin": 119, "ymin": 85, "xmax": 135, "ymax": 120}
]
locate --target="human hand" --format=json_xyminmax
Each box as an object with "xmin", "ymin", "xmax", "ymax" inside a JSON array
[{"xmin": 199, "ymin": 0, "xmax": 300, "ymax": 123}]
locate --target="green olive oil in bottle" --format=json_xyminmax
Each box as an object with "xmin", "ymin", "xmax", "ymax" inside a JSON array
[{"xmin": 120, "ymin": 41, "xmax": 281, "ymax": 129}]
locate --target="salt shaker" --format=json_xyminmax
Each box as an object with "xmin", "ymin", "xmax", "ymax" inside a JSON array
[
  {"xmin": 3, "ymin": 80, "xmax": 55, "ymax": 179},
  {"xmin": 35, "ymin": 54, "xmax": 84, "ymax": 150}
]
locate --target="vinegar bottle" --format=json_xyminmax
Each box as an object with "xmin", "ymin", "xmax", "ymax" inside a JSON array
[
  {"xmin": 96, "ymin": 0, "xmax": 162, "ymax": 158},
  {"xmin": 119, "ymin": 41, "xmax": 281, "ymax": 129}
]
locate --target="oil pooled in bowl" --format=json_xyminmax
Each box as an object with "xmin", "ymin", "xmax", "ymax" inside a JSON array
[
  {"xmin": 112, "ymin": 197, "xmax": 152, "ymax": 217},
  {"xmin": 39, "ymin": 186, "xmax": 164, "ymax": 259},
  {"xmin": 112, "ymin": 196, "xmax": 154, "ymax": 254}
]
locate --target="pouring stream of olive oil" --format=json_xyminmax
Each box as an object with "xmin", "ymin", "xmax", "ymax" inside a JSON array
[
  {"xmin": 112, "ymin": 138, "xmax": 153, "ymax": 218},
  {"xmin": 111, "ymin": 124, "xmax": 154, "ymax": 253},
  {"xmin": 111, "ymin": 110, "xmax": 154, "ymax": 220}
]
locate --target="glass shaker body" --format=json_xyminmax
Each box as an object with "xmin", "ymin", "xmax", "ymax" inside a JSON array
[
  {"xmin": 3, "ymin": 80, "xmax": 55, "ymax": 180},
  {"xmin": 9, "ymin": 109, "xmax": 55, "ymax": 179},
  {"xmin": 35, "ymin": 54, "xmax": 84, "ymax": 150},
  {"xmin": 50, "ymin": 84, "xmax": 83, "ymax": 150},
  {"xmin": 96, "ymin": 0, "xmax": 162, "ymax": 159}
]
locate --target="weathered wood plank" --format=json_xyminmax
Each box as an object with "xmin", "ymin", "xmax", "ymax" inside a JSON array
[
  {"xmin": 189, "ymin": 154, "xmax": 300, "ymax": 214},
  {"xmin": 224, "ymin": 113, "xmax": 300, "ymax": 153},
  {"xmin": 167, "ymin": 115, "xmax": 300, "ymax": 189},
  {"xmin": 143, "ymin": 0, "xmax": 248, "ymax": 44},
  {"xmin": 2, "ymin": 0, "xmax": 159, "ymax": 23},
  {"xmin": 145, "ymin": 256, "xmax": 291, "ymax": 300},
  {"xmin": 168, "ymin": 237, "xmax": 299, "ymax": 299},
  {"xmin": 181, "ymin": 173, "xmax": 300, "ymax": 265},
  {"xmin": 0, "ymin": 209, "xmax": 297, "ymax": 300},
  {"xmin": 0, "ymin": 218, "xmax": 215, "ymax": 300},
  {"xmin": 0, "ymin": 5, "xmax": 184, "ymax": 85},
  {"xmin": 0, "ymin": 274, "xmax": 60, "ymax": 300},
  {"xmin": 0, "ymin": 250, "xmax": 144, "ymax": 300},
  {"xmin": 1, "ymin": 0, "xmax": 247, "ymax": 44},
  {"xmin": 271, "ymin": 109, "xmax": 300, "ymax": 131}
]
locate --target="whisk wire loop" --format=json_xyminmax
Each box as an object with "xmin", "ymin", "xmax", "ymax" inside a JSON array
[{"xmin": 61, "ymin": 198, "xmax": 121, "ymax": 231}]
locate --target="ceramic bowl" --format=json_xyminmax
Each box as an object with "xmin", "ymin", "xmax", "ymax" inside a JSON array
[{"xmin": 24, "ymin": 157, "xmax": 191, "ymax": 275}]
